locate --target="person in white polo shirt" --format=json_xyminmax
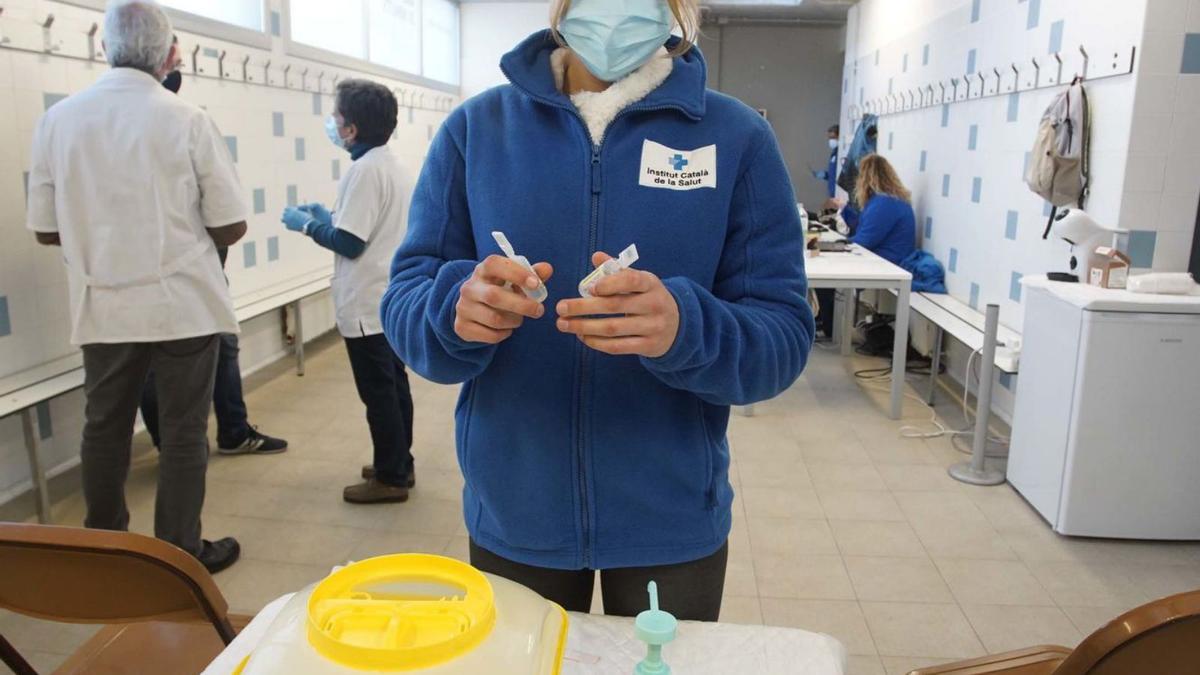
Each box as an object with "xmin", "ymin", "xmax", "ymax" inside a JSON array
[
  {"xmin": 282, "ymin": 79, "xmax": 415, "ymax": 505},
  {"xmin": 25, "ymin": 0, "xmax": 246, "ymax": 573}
]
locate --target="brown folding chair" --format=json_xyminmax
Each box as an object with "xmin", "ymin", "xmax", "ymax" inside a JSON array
[
  {"xmin": 0, "ymin": 523, "xmax": 252, "ymax": 674},
  {"xmin": 909, "ymin": 589, "xmax": 1200, "ymax": 675}
]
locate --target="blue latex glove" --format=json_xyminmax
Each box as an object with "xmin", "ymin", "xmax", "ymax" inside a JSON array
[
  {"xmin": 281, "ymin": 207, "xmax": 314, "ymax": 233},
  {"xmin": 298, "ymin": 202, "xmax": 333, "ymax": 227},
  {"xmin": 811, "ymin": 169, "xmax": 828, "ymax": 180}
]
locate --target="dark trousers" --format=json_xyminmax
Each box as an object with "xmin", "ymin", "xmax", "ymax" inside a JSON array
[
  {"xmin": 141, "ymin": 333, "xmax": 248, "ymax": 447},
  {"xmin": 469, "ymin": 540, "xmax": 728, "ymax": 621},
  {"xmin": 344, "ymin": 333, "xmax": 414, "ymax": 486},
  {"xmin": 80, "ymin": 335, "xmax": 220, "ymax": 556},
  {"xmin": 816, "ymin": 288, "xmax": 836, "ymax": 337}
]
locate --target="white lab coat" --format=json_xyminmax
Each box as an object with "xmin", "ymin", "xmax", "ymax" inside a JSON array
[
  {"xmin": 25, "ymin": 68, "xmax": 247, "ymax": 345},
  {"xmin": 330, "ymin": 145, "xmax": 410, "ymax": 338}
]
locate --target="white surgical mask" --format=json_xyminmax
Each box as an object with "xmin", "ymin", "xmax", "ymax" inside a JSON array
[
  {"xmin": 325, "ymin": 115, "xmax": 349, "ymax": 150},
  {"xmin": 828, "ymin": 138, "xmax": 839, "ymax": 150},
  {"xmin": 559, "ymin": 0, "xmax": 672, "ymax": 83}
]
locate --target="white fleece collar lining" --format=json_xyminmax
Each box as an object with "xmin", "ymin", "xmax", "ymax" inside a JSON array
[{"xmin": 551, "ymin": 47, "xmax": 673, "ymax": 146}]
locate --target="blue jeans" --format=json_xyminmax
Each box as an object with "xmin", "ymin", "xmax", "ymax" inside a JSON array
[
  {"xmin": 141, "ymin": 333, "xmax": 249, "ymax": 447},
  {"xmin": 344, "ymin": 333, "xmax": 414, "ymax": 486}
]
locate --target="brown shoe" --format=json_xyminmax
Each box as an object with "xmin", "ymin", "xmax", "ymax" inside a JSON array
[
  {"xmin": 343, "ymin": 478, "xmax": 409, "ymax": 504},
  {"xmin": 361, "ymin": 464, "xmax": 416, "ymax": 488}
]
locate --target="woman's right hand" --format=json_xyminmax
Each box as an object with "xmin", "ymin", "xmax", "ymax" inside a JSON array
[{"xmin": 454, "ymin": 256, "xmax": 553, "ymax": 344}]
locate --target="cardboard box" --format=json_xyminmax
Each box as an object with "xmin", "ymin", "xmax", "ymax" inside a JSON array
[{"xmin": 1088, "ymin": 246, "xmax": 1131, "ymax": 289}]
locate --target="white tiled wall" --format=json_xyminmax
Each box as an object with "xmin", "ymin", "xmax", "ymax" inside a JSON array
[{"xmin": 0, "ymin": 0, "xmax": 456, "ymax": 499}]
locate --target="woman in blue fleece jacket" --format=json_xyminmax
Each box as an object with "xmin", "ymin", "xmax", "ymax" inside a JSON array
[
  {"xmin": 381, "ymin": 0, "xmax": 814, "ymax": 621},
  {"xmin": 848, "ymin": 154, "xmax": 917, "ymax": 265}
]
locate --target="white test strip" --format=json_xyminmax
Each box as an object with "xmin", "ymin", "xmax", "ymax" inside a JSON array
[{"xmin": 491, "ymin": 231, "xmax": 548, "ymax": 303}]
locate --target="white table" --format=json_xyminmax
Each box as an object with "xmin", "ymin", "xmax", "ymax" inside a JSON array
[
  {"xmin": 204, "ymin": 594, "xmax": 846, "ymax": 675},
  {"xmin": 805, "ymin": 242, "xmax": 913, "ymax": 419}
]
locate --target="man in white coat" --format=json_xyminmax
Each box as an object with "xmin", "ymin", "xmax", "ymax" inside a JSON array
[{"xmin": 25, "ymin": 0, "xmax": 246, "ymax": 573}]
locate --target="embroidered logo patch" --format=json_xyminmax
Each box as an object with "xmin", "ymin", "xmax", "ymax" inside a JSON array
[{"xmin": 639, "ymin": 140, "xmax": 717, "ymax": 191}]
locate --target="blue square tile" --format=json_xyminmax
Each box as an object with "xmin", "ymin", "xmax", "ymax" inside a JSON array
[
  {"xmin": 312, "ymin": 92, "xmax": 322, "ymax": 116},
  {"xmin": 1049, "ymin": 20, "xmax": 1064, "ymax": 54},
  {"xmin": 970, "ymin": 0, "xmax": 981, "ymax": 23},
  {"xmin": 253, "ymin": 188, "xmax": 266, "ymax": 214},
  {"xmin": 427, "ymin": 125, "xmax": 433, "ymax": 141},
  {"xmin": 888, "ymin": 77, "xmax": 894, "ymax": 95},
  {"xmin": 43, "ymin": 93, "xmax": 68, "ymax": 111},
  {"xmin": 407, "ymin": 107, "xmax": 414, "ymax": 124},
  {"xmin": 923, "ymin": 44, "xmax": 930, "ymax": 66},
  {"xmin": 903, "ymin": 53, "xmax": 909, "ymax": 73},
  {"xmin": 1006, "ymin": 210, "xmax": 1019, "ymax": 240},
  {"xmin": 888, "ymin": 132, "xmax": 894, "ymax": 150},
  {"xmin": 949, "ymin": 248, "xmax": 959, "ymax": 273},
  {"xmin": 1182, "ymin": 34, "xmax": 1200, "ymax": 74},
  {"xmin": 968, "ymin": 124, "xmax": 978, "ymax": 150},
  {"xmin": 941, "ymin": 104, "xmax": 950, "ymax": 127},
  {"xmin": 286, "ymin": 185, "xmax": 298, "ymax": 207},
  {"xmin": 267, "ymin": 236, "xmax": 280, "ymax": 262},
  {"xmin": 843, "ymin": 78, "xmax": 848, "ymax": 94},
  {"xmin": 295, "ymin": 137, "xmax": 306, "ymax": 161},
  {"xmin": 224, "ymin": 136, "xmax": 238, "ymax": 162},
  {"xmin": 204, "ymin": 47, "xmax": 220, "ymax": 58},
  {"xmin": 1127, "ymin": 230, "xmax": 1157, "ymax": 267},
  {"xmin": 919, "ymin": 150, "xmax": 927, "ymax": 172},
  {"xmin": 332, "ymin": 159, "xmax": 341, "ymax": 181},
  {"xmin": 1043, "ymin": 201, "xmax": 1054, "ymax": 217},
  {"xmin": 942, "ymin": 174, "xmax": 951, "ymax": 197},
  {"xmin": 0, "ymin": 296, "xmax": 10, "ymax": 337},
  {"xmin": 967, "ymin": 48, "xmax": 977, "ymax": 75},
  {"xmin": 972, "ymin": 177, "xmax": 983, "ymax": 203},
  {"xmin": 925, "ymin": 216, "xmax": 933, "ymax": 239},
  {"xmin": 859, "ymin": 87, "xmax": 864, "ymax": 104},
  {"xmin": 243, "ymin": 241, "xmax": 257, "ymax": 268},
  {"xmin": 999, "ymin": 372, "xmax": 1015, "ymax": 390},
  {"xmin": 969, "ymin": 282, "xmax": 981, "ymax": 309},
  {"xmin": 270, "ymin": 10, "xmax": 281, "ymax": 36},
  {"xmin": 1010, "ymin": 271, "xmax": 1024, "ymax": 302},
  {"xmin": 22, "ymin": 171, "xmax": 29, "ymax": 208},
  {"xmin": 1027, "ymin": 0, "xmax": 1041, "ymax": 29},
  {"xmin": 36, "ymin": 401, "xmax": 52, "ymax": 439},
  {"xmin": 1007, "ymin": 93, "xmax": 1020, "ymax": 122},
  {"xmin": 1024, "ymin": 151, "xmax": 1032, "ymax": 174},
  {"xmin": 272, "ymin": 112, "xmax": 284, "ymax": 137}
]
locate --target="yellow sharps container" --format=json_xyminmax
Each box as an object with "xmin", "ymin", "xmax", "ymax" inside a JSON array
[{"xmin": 234, "ymin": 554, "xmax": 568, "ymax": 674}]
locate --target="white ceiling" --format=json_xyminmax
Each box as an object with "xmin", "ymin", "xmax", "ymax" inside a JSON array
[{"xmin": 457, "ymin": 1, "xmax": 857, "ymax": 24}]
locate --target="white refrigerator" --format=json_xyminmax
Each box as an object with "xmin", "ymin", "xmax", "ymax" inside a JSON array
[{"xmin": 1008, "ymin": 276, "xmax": 1200, "ymax": 540}]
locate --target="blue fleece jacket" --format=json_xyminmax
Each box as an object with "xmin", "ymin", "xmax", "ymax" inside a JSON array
[
  {"xmin": 849, "ymin": 194, "xmax": 916, "ymax": 265},
  {"xmin": 381, "ymin": 31, "xmax": 814, "ymax": 570}
]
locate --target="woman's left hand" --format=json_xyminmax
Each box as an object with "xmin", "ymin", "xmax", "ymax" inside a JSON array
[{"xmin": 556, "ymin": 252, "xmax": 680, "ymax": 358}]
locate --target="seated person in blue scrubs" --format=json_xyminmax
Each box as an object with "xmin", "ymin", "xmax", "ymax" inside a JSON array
[{"xmin": 848, "ymin": 154, "xmax": 916, "ymax": 264}]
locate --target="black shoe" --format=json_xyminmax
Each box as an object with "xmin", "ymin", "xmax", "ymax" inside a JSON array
[
  {"xmin": 197, "ymin": 537, "xmax": 240, "ymax": 574},
  {"xmin": 218, "ymin": 426, "xmax": 288, "ymax": 455},
  {"xmin": 361, "ymin": 464, "xmax": 416, "ymax": 488}
]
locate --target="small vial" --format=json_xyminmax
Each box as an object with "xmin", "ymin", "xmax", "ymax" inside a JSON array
[
  {"xmin": 491, "ymin": 231, "xmax": 548, "ymax": 303},
  {"xmin": 578, "ymin": 244, "xmax": 639, "ymax": 298}
]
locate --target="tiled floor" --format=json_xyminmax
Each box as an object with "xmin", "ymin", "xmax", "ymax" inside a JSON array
[{"xmin": 5, "ymin": 335, "xmax": 1200, "ymax": 675}]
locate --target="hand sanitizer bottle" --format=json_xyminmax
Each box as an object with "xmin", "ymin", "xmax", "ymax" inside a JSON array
[{"xmin": 634, "ymin": 581, "xmax": 677, "ymax": 675}]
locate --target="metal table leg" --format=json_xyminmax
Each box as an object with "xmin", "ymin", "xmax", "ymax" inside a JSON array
[
  {"xmin": 928, "ymin": 326, "xmax": 944, "ymax": 405},
  {"xmin": 20, "ymin": 408, "xmax": 51, "ymax": 523},
  {"xmin": 293, "ymin": 300, "xmax": 305, "ymax": 376},
  {"xmin": 889, "ymin": 283, "xmax": 911, "ymax": 419},
  {"xmin": 840, "ymin": 289, "xmax": 854, "ymax": 357},
  {"xmin": 950, "ymin": 303, "xmax": 1005, "ymax": 485}
]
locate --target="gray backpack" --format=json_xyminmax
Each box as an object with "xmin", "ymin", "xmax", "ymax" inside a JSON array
[{"xmin": 1026, "ymin": 81, "xmax": 1090, "ymax": 238}]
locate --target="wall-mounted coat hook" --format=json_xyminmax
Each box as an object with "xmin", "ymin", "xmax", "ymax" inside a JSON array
[
  {"xmin": 925, "ymin": 84, "xmax": 934, "ymax": 106},
  {"xmin": 937, "ymin": 81, "xmax": 946, "ymax": 104},
  {"xmin": 0, "ymin": 8, "xmax": 9, "ymax": 47},
  {"xmin": 332, "ymin": 74, "xmax": 340, "ymax": 89},
  {"xmin": 1077, "ymin": 45, "xmax": 1089, "ymax": 81},
  {"xmin": 976, "ymin": 71, "xmax": 985, "ymax": 97},
  {"xmin": 991, "ymin": 67, "xmax": 1001, "ymax": 94},
  {"xmin": 262, "ymin": 59, "xmax": 271, "ymax": 85},
  {"xmin": 191, "ymin": 44, "xmax": 201, "ymax": 74},
  {"xmin": 42, "ymin": 13, "xmax": 54, "ymax": 29},
  {"xmin": 299, "ymin": 67, "xmax": 308, "ymax": 91},
  {"xmin": 962, "ymin": 73, "xmax": 972, "ymax": 98},
  {"xmin": 282, "ymin": 63, "xmax": 291, "ymax": 89},
  {"xmin": 217, "ymin": 50, "xmax": 227, "ymax": 78},
  {"xmin": 1009, "ymin": 63, "xmax": 1019, "ymax": 92},
  {"xmin": 42, "ymin": 13, "xmax": 60, "ymax": 53},
  {"xmin": 87, "ymin": 22, "xmax": 100, "ymax": 60},
  {"xmin": 241, "ymin": 54, "xmax": 251, "ymax": 81},
  {"xmin": 316, "ymin": 70, "xmax": 325, "ymax": 93},
  {"xmin": 1051, "ymin": 51, "xmax": 1063, "ymax": 84},
  {"xmin": 1029, "ymin": 56, "xmax": 1040, "ymax": 87}
]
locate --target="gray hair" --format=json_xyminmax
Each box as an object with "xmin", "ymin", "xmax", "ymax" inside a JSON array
[{"xmin": 104, "ymin": 0, "xmax": 173, "ymax": 74}]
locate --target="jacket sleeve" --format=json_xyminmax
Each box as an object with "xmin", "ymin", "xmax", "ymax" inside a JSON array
[
  {"xmin": 640, "ymin": 123, "xmax": 816, "ymax": 406},
  {"xmin": 849, "ymin": 199, "xmax": 887, "ymax": 250},
  {"xmin": 380, "ymin": 116, "xmax": 496, "ymax": 384}
]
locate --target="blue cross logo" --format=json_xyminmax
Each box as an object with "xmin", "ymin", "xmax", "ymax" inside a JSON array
[{"xmin": 669, "ymin": 153, "xmax": 689, "ymax": 171}]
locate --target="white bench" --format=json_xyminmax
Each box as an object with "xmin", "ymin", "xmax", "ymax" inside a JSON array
[{"xmin": 0, "ymin": 272, "xmax": 332, "ymax": 523}]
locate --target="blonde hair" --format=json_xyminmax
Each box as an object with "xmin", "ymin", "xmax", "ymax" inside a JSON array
[
  {"xmin": 550, "ymin": 0, "xmax": 702, "ymax": 57},
  {"xmin": 855, "ymin": 154, "xmax": 912, "ymax": 209}
]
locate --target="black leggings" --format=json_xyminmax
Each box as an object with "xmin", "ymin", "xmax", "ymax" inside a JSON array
[{"xmin": 469, "ymin": 540, "xmax": 728, "ymax": 621}]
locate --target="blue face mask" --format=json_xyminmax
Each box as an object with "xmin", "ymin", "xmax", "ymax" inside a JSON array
[
  {"xmin": 559, "ymin": 0, "xmax": 673, "ymax": 83},
  {"xmin": 325, "ymin": 115, "xmax": 349, "ymax": 150}
]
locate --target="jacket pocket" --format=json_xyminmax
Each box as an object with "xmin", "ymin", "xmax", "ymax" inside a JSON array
[
  {"xmin": 455, "ymin": 382, "xmax": 477, "ymax": 476},
  {"xmin": 697, "ymin": 401, "xmax": 717, "ymax": 509}
]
